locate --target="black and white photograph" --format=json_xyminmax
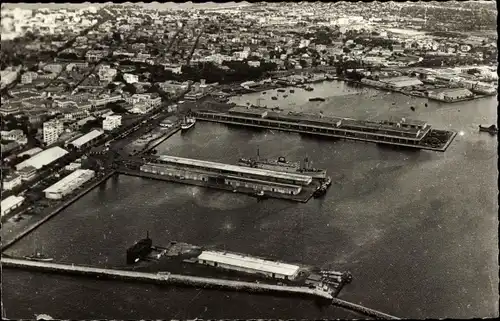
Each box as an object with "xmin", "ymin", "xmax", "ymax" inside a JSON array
[{"xmin": 0, "ymin": 1, "xmax": 498, "ymax": 319}]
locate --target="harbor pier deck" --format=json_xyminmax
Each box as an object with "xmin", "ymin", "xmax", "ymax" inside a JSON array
[
  {"xmin": 192, "ymin": 110, "xmax": 456, "ymax": 152},
  {"xmin": 1, "ymin": 258, "xmax": 332, "ymax": 300},
  {"xmin": 331, "ymin": 298, "xmax": 400, "ymax": 320}
]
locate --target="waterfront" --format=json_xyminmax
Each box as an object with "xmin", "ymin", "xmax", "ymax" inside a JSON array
[{"xmin": 2, "ymin": 81, "xmax": 498, "ymax": 319}]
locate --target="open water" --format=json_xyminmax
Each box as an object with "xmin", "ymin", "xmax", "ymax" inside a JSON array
[{"xmin": 2, "ymin": 81, "xmax": 498, "ymax": 319}]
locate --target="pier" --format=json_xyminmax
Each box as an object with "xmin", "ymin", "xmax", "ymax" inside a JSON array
[
  {"xmin": 192, "ymin": 109, "xmax": 456, "ymax": 152},
  {"xmin": 1, "ymin": 258, "xmax": 332, "ymax": 300},
  {"xmin": 331, "ymin": 298, "xmax": 400, "ymax": 320}
]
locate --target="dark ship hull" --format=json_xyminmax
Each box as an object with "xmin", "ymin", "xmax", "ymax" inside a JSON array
[{"xmin": 127, "ymin": 236, "xmax": 153, "ymax": 264}]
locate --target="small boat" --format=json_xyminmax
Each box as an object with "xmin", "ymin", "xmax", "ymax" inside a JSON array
[
  {"xmin": 309, "ymin": 97, "xmax": 326, "ymax": 102},
  {"xmin": 304, "ymin": 86, "xmax": 314, "ymax": 91},
  {"xmin": 283, "ymin": 95, "xmax": 288, "ymax": 98},
  {"xmin": 25, "ymin": 239, "xmax": 54, "ymax": 262},
  {"xmin": 271, "ymin": 96, "xmax": 278, "ymax": 100},
  {"xmin": 479, "ymin": 124, "xmax": 498, "ymax": 135},
  {"xmin": 262, "ymin": 91, "xmax": 266, "ymax": 94},
  {"xmin": 290, "ymin": 89, "xmax": 295, "ymax": 93},
  {"xmin": 313, "ymin": 186, "xmax": 327, "ymax": 198},
  {"xmin": 181, "ymin": 116, "xmax": 196, "ymax": 131},
  {"xmin": 410, "ymin": 106, "xmax": 415, "ymax": 111},
  {"xmin": 424, "ymin": 103, "xmax": 428, "ymax": 107},
  {"xmin": 277, "ymin": 89, "xmax": 286, "ymax": 93}
]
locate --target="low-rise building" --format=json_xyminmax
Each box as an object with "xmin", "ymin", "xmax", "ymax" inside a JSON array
[
  {"xmin": 1, "ymin": 195, "xmax": 25, "ymax": 217},
  {"xmin": 17, "ymin": 165, "xmax": 37, "ymax": 181},
  {"xmin": 427, "ymin": 88, "xmax": 474, "ymax": 102},
  {"xmin": 15, "ymin": 146, "xmax": 69, "ymax": 171},
  {"xmin": 2, "ymin": 174, "xmax": 22, "ymax": 190},
  {"xmin": 43, "ymin": 169, "xmax": 95, "ymax": 199},
  {"xmin": 68, "ymin": 129, "xmax": 105, "ymax": 149}
]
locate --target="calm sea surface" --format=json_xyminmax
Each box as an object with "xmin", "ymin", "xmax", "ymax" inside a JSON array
[{"xmin": 3, "ymin": 81, "xmax": 498, "ymax": 319}]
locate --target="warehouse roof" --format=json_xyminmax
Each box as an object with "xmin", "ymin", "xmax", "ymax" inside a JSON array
[
  {"xmin": 1, "ymin": 195, "xmax": 25, "ymax": 217},
  {"xmin": 198, "ymin": 251, "xmax": 300, "ymax": 276},
  {"xmin": 156, "ymin": 155, "xmax": 313, "ymax": 184},
  {"xmin": 43, "ymin": 169, "xmax": 95, "ymax": 194},
  {"xmin": 70, "ymin": 129, "xmax": 104, "ymax": 148},
  {"xmin": 15, "ymin": 146, "xmax": 68, "ymax": 170}
]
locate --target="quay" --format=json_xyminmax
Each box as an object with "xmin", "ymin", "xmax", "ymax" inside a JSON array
[
  {"xmin": 1, "ymin": 171, "xmax": 116, "ymax": 252},
  {"xmin": 192, "ymin": 108, "xmax": 456, "ymax": 152},
  {"xmin": 140, "ymin": 125, "xmax": 181, "ymax": 155},
  {"xmin": 116, "ymin": 160, "xmax": 319, "ymax": 203},
  {"xmin": 1, "ymin": 258, "xmax": 333, "ymax": 300}
]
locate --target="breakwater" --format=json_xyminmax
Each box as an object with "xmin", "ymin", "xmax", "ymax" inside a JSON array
[
  {"xmin": 1, "ymin": 258, "xmax": 333, "ymax": 300},
  {"xmin": 1, "ymin": 171, "xmax": 117, "ymax": 252}
]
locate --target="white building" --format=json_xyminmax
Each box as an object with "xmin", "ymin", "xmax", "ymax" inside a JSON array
[
  {"xmin": 197, "ymin": 251, "xmax": 300, "ymax": 280},
  {"xmin": 43, "ymin": 119, "xmax": 64, "ymax": 145},
  {"xmin": 43, "ymin": 169, "xmax": 95, "ymax": 199},
  {"xmin": 15, "ymin": 146, "xmax": 69, "ymax": 171},
  {"xmin": 1, "ymin": 195, "xmax": 25, "ymax": 217},
  {"xmin": 102, "ymin": 115, "xmax": 122, "ymax": 131},
  {"xmin": 123, "ymin": 73, "xmax": 138, "ymax": 84},
  {"xmin": 68, "ymin": 129, "xmax": 105, "ymax": 149},
  {"xmin": 21, "ymin": 71, "xmax": 38, "ymax": 84},
  {"xmin": 2, "ymin": 174, "xmax": 22, "ymax": 190},
  {"xmin": 1, "ymin": 129, "xmax": 27, "ymax": 144},
  {"xmin": 98, "ymin": 65, "xmax": 117, "ymax": 83}
]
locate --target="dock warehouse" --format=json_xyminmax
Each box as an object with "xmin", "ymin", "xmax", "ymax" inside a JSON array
[
  {"xmin": 154, "ymin": 155, "xmax": 313, "ymax": 186},
  {"xmin": 43, "ymin": 169, "xmax": 95, "ymax": 199},
  {"xmin": 15, "ymin": 146, "xmax": 69, "ymax": 171},
  {"xmin": 1, "ymin": 195, "xmax": 25, "ymax": 217},
  {"xmin": 68, "ymin": 129, "xmax": 105, "ymax": 149},
  {"xmin": 197, "ymin": 251, "xmax": 301, "ymax": 280},
  {"xmin": 140, "ymin": 163, "xmax": 303, "ymax": 195}
]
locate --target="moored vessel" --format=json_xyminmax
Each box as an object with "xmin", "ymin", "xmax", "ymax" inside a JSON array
[
  {"xmin": 479, "ymin": 124, "xmax": 498, "ymax": 135},
  {"xmin": 181, "ymin": 116, "xmax": 196, "ymax": 131},
  {"xmin": 238, "ymin": 150, "xmax": 327, "ymax": 178},
  {"xmin": 309, "ymin": 97, "xmax": 325, "ymax": 102},
  {"xmin": 127, "ymin": 231, "xmax": 153, "ymax": 264}
]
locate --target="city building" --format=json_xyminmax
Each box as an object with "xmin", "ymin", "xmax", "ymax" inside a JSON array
[
  {"xmin": 2, "ymin": 174, "xmax": 22, "ymax": 190},
  {"xmin": 427, "ymin": 88, "xmax": 474, "ymax": 102},
  {"xmin": 1, "ymin": 195, "xmax": 25, "ymax": 217},
  {"xmin": 17, "ymin": 165, "xmax": 37, "ymax": 181},
  {"xmin": 196, "ymin": 251, "xmax": 300, "ymax": 280},
  {"xmin": 20, "ymin": 71, "xmax": 38, "ymax": 84},
  {"xmin": 43, "ymin": 119, "xmax": 64, "ymax": 145},
  {"xmin": 1, "ymin": 129, "xmax": 27, "ymax": 145},
  {"xmin": 102, "ymin": 115, "xmax": 122, "ymax": 131},
  {"xmin": 123, "ymin": 73, "xmax": 139, "ymax": 84},
  {"xmin": 43, "ymin": 169, "xmax": 95, "ymax": 199}
]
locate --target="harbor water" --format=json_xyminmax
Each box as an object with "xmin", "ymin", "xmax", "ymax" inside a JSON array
[{"xmin": 3, "ymin": 81, "xmax": 498, "ymax": 319}]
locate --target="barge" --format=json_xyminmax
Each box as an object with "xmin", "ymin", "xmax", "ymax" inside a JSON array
[
  {"xmin": 192, "ymin": 108, "xmax": 457, "ymax": 152},
  {"xmin": 309, "ymin": 97, "xmax": 326, "ymax": 102},
  {"xmin": 479, "ymin": 124, "xmax": 498, "ymax": 135}
]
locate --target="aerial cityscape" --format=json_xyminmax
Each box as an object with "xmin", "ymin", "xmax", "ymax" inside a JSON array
[{"xmin": 1, "ymin": 1, "xmax": 498, "ymax": 320}]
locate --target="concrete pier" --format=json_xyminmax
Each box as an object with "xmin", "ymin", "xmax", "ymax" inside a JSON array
[{"xmin": 1, "ymin": 258, "xmax": 333, "ymax": 300}]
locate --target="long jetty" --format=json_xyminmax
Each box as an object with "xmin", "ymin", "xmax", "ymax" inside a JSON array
[
  {"xmin": 331, "ymin": 298, "xmax": 400, "ymax": 320},
  {"xmin": 1, "ymin": 258, "xmax": 331, "ymax": 299},
  {"xmin": 192, "ymin": 110, "xmax": 456, "ymax": 152},
  {"xmin": 1, "ymin": 171, "xmax": 116, "ymax": 252}
]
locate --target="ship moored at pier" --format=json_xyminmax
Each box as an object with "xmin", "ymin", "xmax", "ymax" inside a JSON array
[
  {"xmin": 238, "ymin": 150, "xmax": 327, "ymax": 179},
  {"xmin": 192, "ymin": 107, "xmax": 457, "ymax": 152}
]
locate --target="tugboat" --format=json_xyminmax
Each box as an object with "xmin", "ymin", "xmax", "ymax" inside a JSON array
[
  {"xmin": 181, "ymin": 116, "xmax": 196, "ymax": 131},
  {"xmin": 304, "ymin": 86, "xmax": 314, "ymax": 91},
  {"xmin": 313, "ymin": 177, "xmax": 332, "ymax": 198},
  {"xmin": 127, "ymin": 231, "xmax": 153, "ymax": 264},
  {"xmin": 24, "ymin": 240, "xmax": 53, "ymax": 262},
  {"xmin": 479, "ymin": 124, "xmax": 498, "ymax": 135}
]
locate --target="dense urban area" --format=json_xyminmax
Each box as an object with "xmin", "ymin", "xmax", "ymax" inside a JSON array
[{"xmin": 1, "ymin": 2, "xmax": 498, "ymax": 320}]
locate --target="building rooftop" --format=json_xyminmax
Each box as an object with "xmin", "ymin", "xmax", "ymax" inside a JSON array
[
  {"xmin": 69, "ymin": 129, "xmax": 105, "ymax": 148},
  {"xmin": 16, "ymin": 146, "xmax": 68, "ymax": 170},
  {"xmin": 43, "ymin": 169, "xmax": 95, "ymax": 194},
  {"xmin": 1, "ymin": 195, "xmax": 25, "ymax": 217},
  {"xmin": 198, "ymin": 251, "xmax": 300, "ymax": 277},
  {"xmin": 156, "ymin": 155, "xmax": 312, "ymax": 184},
  {"xmin": 18, "ymin": 147, "xmax": 43, "ymax": 158}
]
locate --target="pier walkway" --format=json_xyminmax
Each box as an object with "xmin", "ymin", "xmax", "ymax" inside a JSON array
[
  {"xmin": 331, "ymin": 298, "xmax": 400, "ymax": 320},
  {"xmin": 1, "ymin": 258, "xmax": 332, "ymax": 299},
  {"xmin": 192, "ymin": 110, "xmax": 456, "ymax": 152}
]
